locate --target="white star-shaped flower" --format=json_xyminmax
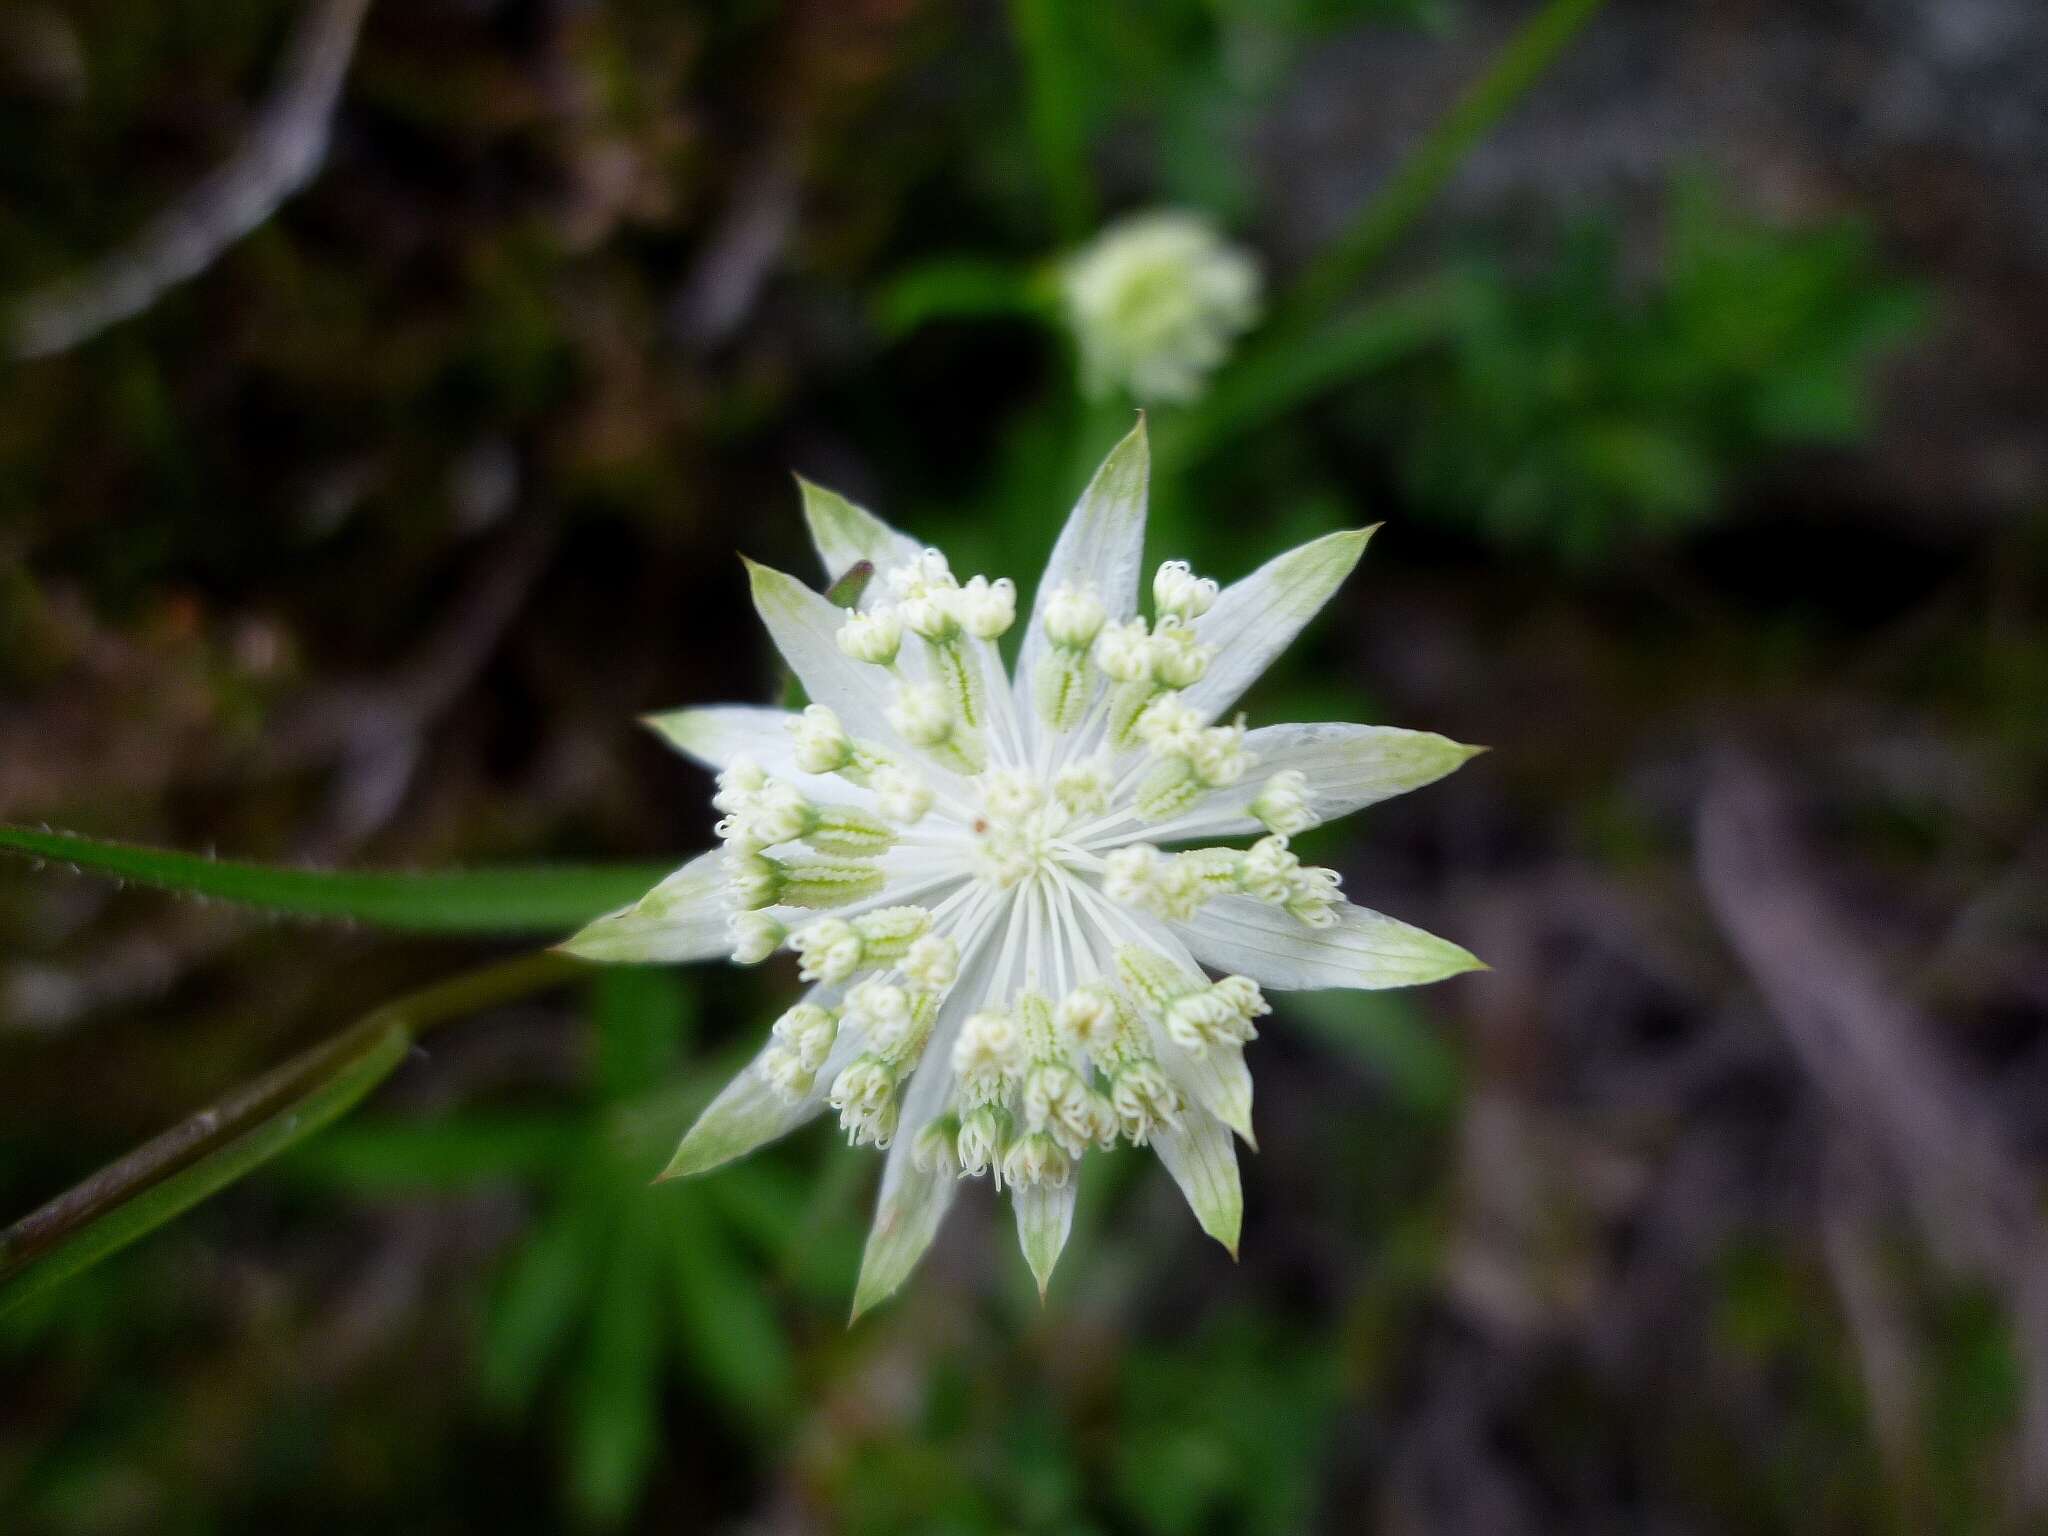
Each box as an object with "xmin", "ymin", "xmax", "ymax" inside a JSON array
[{"xmin": 561, "ymin": 422, "xmax": 1485, "ymax": 1316}]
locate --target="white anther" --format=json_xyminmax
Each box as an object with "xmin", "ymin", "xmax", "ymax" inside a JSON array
[
  {"xmin": 1092, "ymin": 617, "xmax": 1153, "ymax": 682},
  {"xmin": 1250, "ymin": 769, "xmax": 1315, "ymax": 835},
  {"xmin": 836, "ymin": 607, "xmax": 903, "ymax": 666},
  {"xmin": 1186, "ymin": 722, "xmax": 1249, "ymax": 787},
  {"xmin": 789, "ymin": 916, "xmax": 864, "ymax": 982},
  {"xmin": 952, "ymin": 1009, "xmax": 1018, "ymax": 1090},
  {"xmin": 956, "ymin": 575, "xmax": 1017, "ymax": 639},
  {"xmin": 745, "ymin": 779, "xmax": 812, "ymax": 845},
  {"xmin": 903, "ymin": 932, "xmax": 959, "ymax": 990},
  {"xmin": 1055, "ymin": 985, "xmax": 1119, "ymax": 1055},
  {"xmin": 898, "ymin": 588, "xmax": 960, "ymax": 641},
  {"xmin": 1146, "ymin": 621, "xmax": 1212, "ymax": 688},
  {"xmin": 868, "ymin": 763, "xmax": 934, "ymax": 824},
  {"xmin": 847, "ymin": 979, "xmax": 914, "ymax": 1056},
  {"xmin": 887, "ymin": 681, "xmax": 956, "ymax": 747},
  {"xmin": 1052, "ymin": 753, "xmax": 1113, "ymax": 815},
  {"xmin": 1042, "ymin": 585, "xmax": 1107, "ymax": 649},
  {"xmin": 1239, "ymin": 834, "xmax": 1300, "ymax": 903},
  {"xmin": 885, "ymin": 548, "xmax": 956, "ymax": 600},
  {"xmin": 711, "ymin": 757, "xmax": 769, "ymax": 814},
  {"xmin": 979, "ymin": 768, "xmax": 1044, "ymax": 822},
  {"xmin": 1152, "ymin": 560, "xmax": 1219, "ymax": 621},
  {"xmin": 790, "ymin": 704, "xmax": 854, "ymax": 774},
  {"xmin": 1103, "ymin": 844, "xmax": 1164, "ymax": 908},
  {"xmin": 728, "ymin": 911, "xmax": 786, "ymax": 964},
  {"xmin": 1135, "ymin": 695, "xmax": 1202, "ymax": 753}
]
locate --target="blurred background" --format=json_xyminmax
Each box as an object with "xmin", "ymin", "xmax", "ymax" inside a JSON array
[{"xmin": 2, "ymin": 0, "xmax": 2046, "ymax": 1531}]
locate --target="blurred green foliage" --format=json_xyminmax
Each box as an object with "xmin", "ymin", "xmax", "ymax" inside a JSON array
[
  {"xmin": 285, "ymin": 968, "xmax": 867, "ymax": 1526},
  {"xmin": 3, "ymin": 0, "xmax": 2027, "ymax": 1530},
  {"xmin": 1382, "ymin": 181, "xmax": 1928, "ymax": 562}
]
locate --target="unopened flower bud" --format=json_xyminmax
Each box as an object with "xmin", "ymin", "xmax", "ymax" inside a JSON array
[
  {"xmin": 1152, "ymin": 560, "xmax": 1219, "ymax": 621},
  {"xmin": 790, "ymin": 705, "xmax": 854, "ymax": 774},
  {"xmin": 836, "ymin": 607, "xmax": 903, "ymax": 666},
  {"xmin": 1042, "ymin": 586, "xmax": 1108, "ymax": 649}
]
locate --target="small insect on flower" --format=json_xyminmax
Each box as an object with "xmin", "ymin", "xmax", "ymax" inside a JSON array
[
  {"xmin": 1059, "ymin": 210, "xmax": 1263, "ymax": 405},
  {"xmin": 563, "ymin": 422, "xmax": 1486, "ymax": 1317}
]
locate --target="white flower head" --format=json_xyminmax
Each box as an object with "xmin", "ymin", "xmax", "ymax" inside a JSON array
[
  {"xmin": 563, "ymin": 420, "xmax": 1484, "ymax": 1316},
  {"xmin": 1060, "ymin": 211, "xmax": 1263, "ymax": 404}
]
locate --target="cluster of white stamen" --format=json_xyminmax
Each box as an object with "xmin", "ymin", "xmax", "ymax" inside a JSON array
[
  {"xmin": 725, "ymin": 547, "xmax": 1355, "ymax": 1211},
  {"xmin": 761, "ymin": 1002, "xmax": 838, "ymax": 1100},
  {"xmin": 835, "ymin": 546, "xmax": 1020, "ymax": 777},
  {"xmin": 1103, "ymin": 833, "xmax": 1344, "ymax": 928}
]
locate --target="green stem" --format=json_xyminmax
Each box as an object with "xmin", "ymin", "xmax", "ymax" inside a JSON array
[
  {"xmin": 1009, "ymin": 0, "xmax": 1094, "ymax": 241},
  {"xmin": 0, "ymin": 951, "xmax": 579, "ymax": 1317},
  {"xmin": 0, "ymin": 823, "xmax": 670, "ymax": 933},
  {"xmin": 1284, "ymin": 0, "xmax": 1609, "ymax": 321}
]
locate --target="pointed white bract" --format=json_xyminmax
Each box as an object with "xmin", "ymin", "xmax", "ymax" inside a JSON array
[{"xmin": 564, "ymin": 425, "xmax": 1484, "ymax": 1314}]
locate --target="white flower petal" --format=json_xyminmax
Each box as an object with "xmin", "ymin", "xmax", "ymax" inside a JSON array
[
  {"xmin": 744, "ymin": 557, "xmax": 917, "ymax": 746},
  {"xmin": 1130, "ymin": 915, "xmax": 1257, "ymax": 1145},
  {"xmin": 1015, "ymin": 419, "xmax": 1151, "ymax": 724},
  {"xmin": 1181, "ymin": 528, "xmax": 1374, "ymax": 723},
  {"xmin": 556, "ymin": 850, "xmax": 728, "ymax": 963},
  {"xmin": 797, "ymin": 476, "xmax": 924, "ymax": 606},
  {"xmin": 1013, "ymin": 1178, "xmax": 1078, "ymax": 1298},
  {"xmin": 1151, "ymin": 1103, "xmax": 1242, "ymax": 1256},
  {"xmin": 848, "ymin": 913, "xmax": 1001, "ymax": 1319},
  {"xmin": 1130, "ymin": 722, "xmax": 1485, "ymax": 842},
  {"xmin": 643, "ymin": 704, "xmax": 804, "ymax": 777},
  {"xmin": 657, "ymin": 984, "xmax": 859, "ymax": 1180},
  {"xmin": 1171, "ymin": 893, "xmax": 1482, "ymax": 991}
]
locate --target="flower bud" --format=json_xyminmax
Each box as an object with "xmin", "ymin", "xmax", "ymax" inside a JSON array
[
  {"xmin": 790, "ymin": 704, "xmax": 854, "ymax": 774},
  {"xmin": 887, "ymin": 681, "xmax": 956, "ymax": 748},
  {"xmin": 728, "ymin": 910, "xmax": 786, "ymax": 964},
  {"xmin": 789, "ymin": 916, "xmax": 864, "ymax": 982},
  {"xmin": 1152, "ymin": 560, "xmax": 1219, "ymax": 621},
  {"xmin": 903, "ymin": 932, "xmax": 959, "ymax": 990},
  {"xmin": 1092, "ymin": 618, "xmax": 1153, "ymax": 683},
  {"xmin": 1146, "ymin": 622, "xmax": 1212, "ymax": 689},
  {"xmin": 835, "ymin": 607, "xmax": 903, "ymax": 666},
  {"xmin": 869, "ymin": 763, "xmax": 934, "ymax": 824},
  {"xmin": 1042, "ymin": 585, "xmax": 1107, "ymax": 649},
  {"xmin": 1053, "ymin": 754, "xmax": 1113, "ymax": 815},
  {"xmin": 1250, "ymin": 769, "xmax": 1315, "ymax": 835},
  {"xmin": 956, "ymin": 575, "xmax": 1017, "ymax": 639}
]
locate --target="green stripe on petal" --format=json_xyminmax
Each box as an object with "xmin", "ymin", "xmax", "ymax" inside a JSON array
[
  {"xmin": 555, "ymin": 851, "xmax": 728, "ymax": 964},
  {"xmin": 1170, "ymin": 893, "xmax": 1484, "ymax": 991},
  {"xmin": 1183, "ymin": 526, "xmax": 1375, "ymax": 724},
  {"xmin": 1013, "ymin": 1178, "xmax": 1078, "ymax": 1298}
]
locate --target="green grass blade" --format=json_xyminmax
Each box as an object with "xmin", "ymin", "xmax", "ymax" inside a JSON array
[
  {"xmin": 0, "ymin": 952, "xmax": 577, "ymax": 1318},
  {"xmin": 0, "ymin": 824, "xmax": 670, "ymax": 933},
  {"xmin": 0, "ymin": 1028, "xmax": 407, "ymax": 1320},
  {"xmin": 1009, "ymin": 0, "xmax": 1094, "ymax": 240},
  {"xmin": 1286, "ymin": 0, "xmax": 1610, "ymax": 319}
]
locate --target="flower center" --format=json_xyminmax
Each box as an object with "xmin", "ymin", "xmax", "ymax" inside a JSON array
[{"xmin": 970, "ymin": 772, "xmax": 1059, "ymax": 889}]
